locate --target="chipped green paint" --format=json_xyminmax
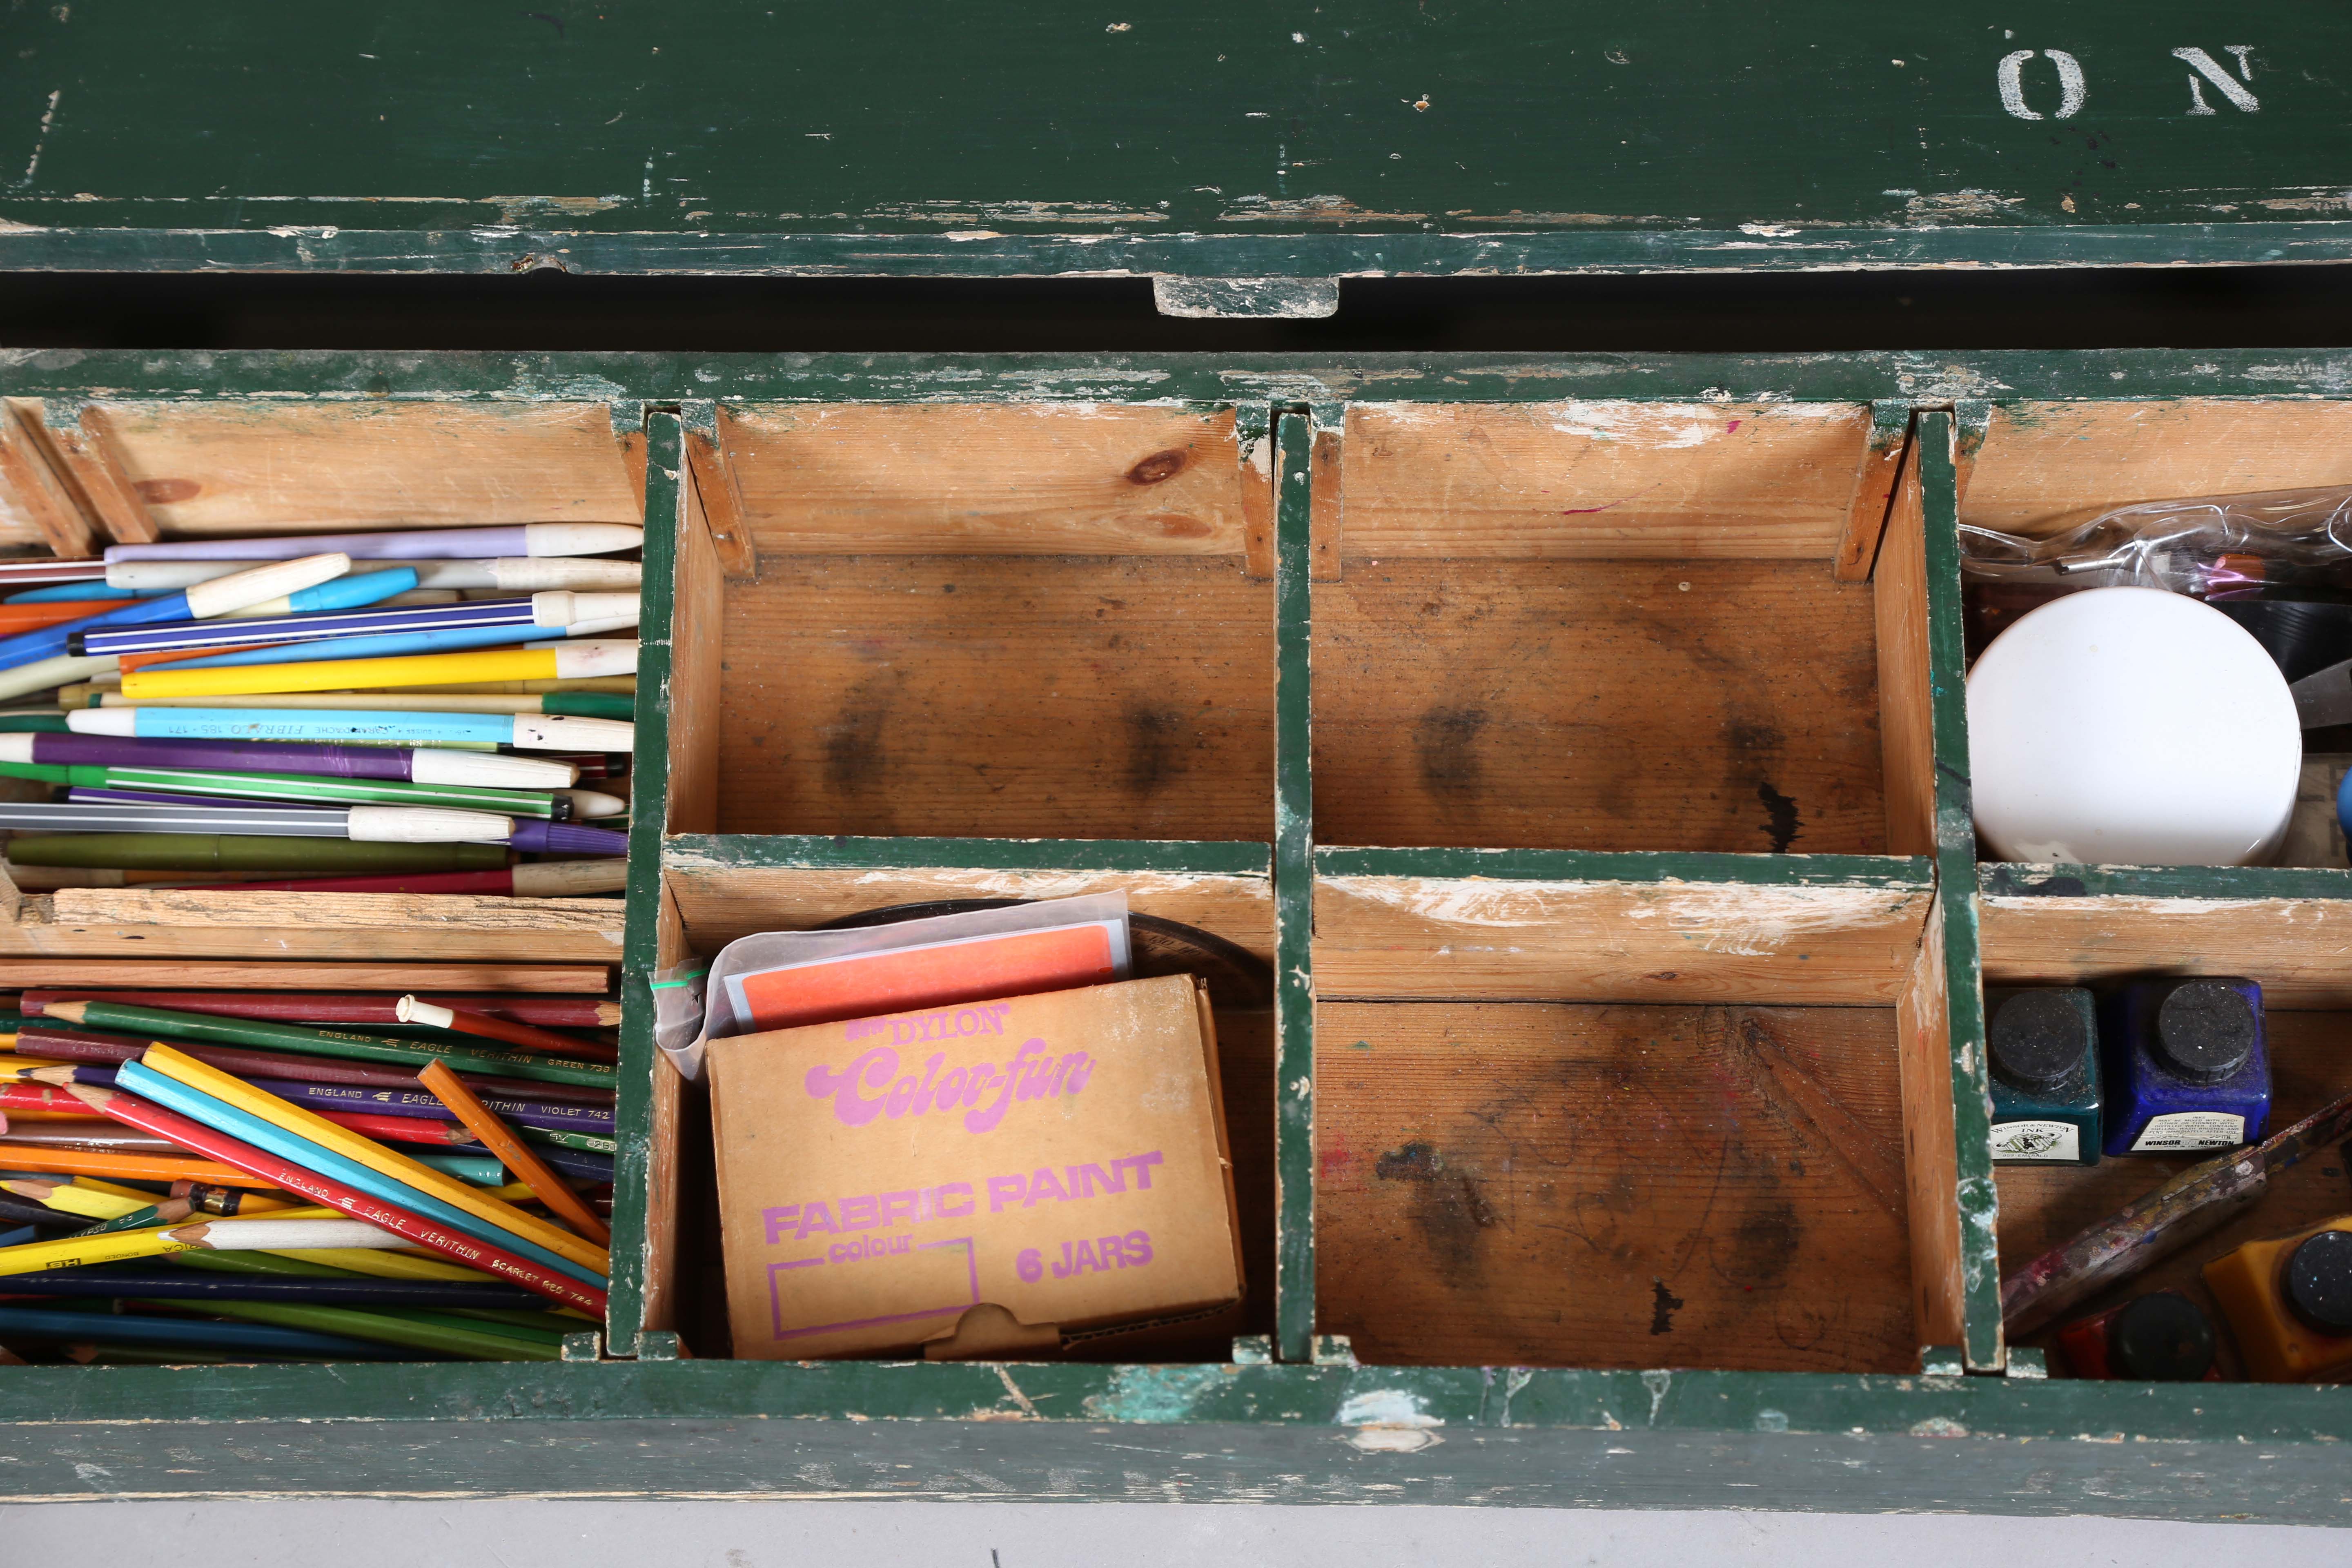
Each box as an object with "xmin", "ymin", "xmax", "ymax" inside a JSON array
[
  {"xmin": 1273, "ymin": 410, "xmax": 1317, "ymax": 1365},
  {"xmin": 1980, "ymin": 862, "xmax": 2352, "ymax": 901},
  {"xmin": 605, "ymin": 408, "xmax": 685, "ymax": 1358},
  {"xmin": 1082, "ymin": 1363, "xmax": 1236, "ymax": 1423},
  {"xmin": 1918, "ymin": 411, "xmax": 2005, "ymax": 1373},
  {"xmin": 11, "ymin": 3, "xmax": 2352, "ymax": 283}
]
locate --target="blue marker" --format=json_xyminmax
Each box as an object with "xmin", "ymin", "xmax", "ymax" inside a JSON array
[
  {"xmin": 5, "ymin": 582, "xmax": 174, "ymax": 603},
  {"xmin": 0, "ymin": 555, "xmax": 357, "ymax": 675},
  {"xmin": 158, "ymin": 606, "xmax": 637, "ymax": 670},
  {"xmin": 67, "ymin": 705, "xmax": 635, "ymax": 753}
]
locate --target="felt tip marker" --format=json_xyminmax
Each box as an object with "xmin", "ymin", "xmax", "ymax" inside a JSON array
[
  {"xmin": 0, "ymin": 801, "xmax": 515, "ymax": 843},
  {"xmin": 147, "ymin": 604, "xmax": 640, "ymax": 671},
  {"xmin": 121, "ymin": 640, "xmax": 638, "ymax": 700},
  {"xmin": 0, "ymin": 727, "xmax": 577, "ymax": 790},
  {"xmin": 215, "ymin": 568, "xmax": 420, "ymax": 623},
  {"xmin": 110, "ymin": 557, "xmax": 641, "ymax": 593},
  {"xmin": 0, "ymin": 555, "xmax": 354, "ymax": 677},
  {"xmin": 80, "ymin": 591, "xmax": 640, "ymax": 661},
  {"xmin": 67, "ymin": 707, "xmax": 634, "ymax": 753},
  {"xmin": 105, "ymin": 525, "xmax": 644, "ymax": 563}
]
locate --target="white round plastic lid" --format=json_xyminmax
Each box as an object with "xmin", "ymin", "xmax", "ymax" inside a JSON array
[{"xmin": 1967, "ymin": 586, "xmax": 2301, "ymax": 866}]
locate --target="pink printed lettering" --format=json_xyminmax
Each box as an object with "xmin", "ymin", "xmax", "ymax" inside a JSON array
[
  {"xmin": 987, "ymin": 1174, "xmax": 1027, "ymax": 1213},
  {"xmin": 796, "ymin": 1201, "xmax": 837, "ymax": 1239},
  {"xmin": 839, "ymin": 1194, "xmax": 878, "ymax": 1230},
  {"xmin": 1125, "ymin": 1229, "xmax": 1153, "ymax": 1265},
  {"xmin": 1023, "ymin": 1167, "xmax": 1069, "ymax": 1207},
  {"xmin": 803, "ymin": 1046, "xmax": 898, "ymax": 1127},
  {"xmin": 1067, "ymin": 1162, "xmax": 1122, "ymax": 1198},
  {"xmin": 763, "ymin": 1205, "xmax": 800, "ymax": 1245},
  {"xmin": 908, "ymin": 1053, "xmax": 947, "ymax": 1115},
  {"xmin": 935, "ymin": 1181, "xmax": 974, "ymax": 1218},
  {"xmin": 880, "ymin": 1190, "xmax": 918, "ymax": 1226},
  {"xmin": 1098, "ymin": 1234, "xmax": 1127, "ymax": 1267},
  {"xmin": 1113, "ymin": 1150, "xmax": 1164, "ymax": 1189},
  {"xmin": 1062, "ymin": 1053, "xmax": 1095, "ymax": 1094},
  {"xmin": 966, "ymin": 1039, "xmax": 1045, "ymax": 1133}
]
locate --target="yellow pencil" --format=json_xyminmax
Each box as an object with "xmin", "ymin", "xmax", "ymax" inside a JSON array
[
  {"xmin": 65, "ymin": 1175, "xmax": 160, "ymax": 1203},
  {"xmin": 0, "ymin": 1059, "xmax": 73, "ymax": 1082},
  {"xmin": 0, "ymin": 1225, "xmax": 187, "ymax": 1275},
  {"xmin": 121, "ymin": 642, "xmax": 637, "ymax": 700},
  {"xmin": 140, "ymin": 1045, "xmax": 610, "ymax": 1277},
  {"xmin": 0, "ymin": 1177, "xmax": 146, "ymax": 1222}
]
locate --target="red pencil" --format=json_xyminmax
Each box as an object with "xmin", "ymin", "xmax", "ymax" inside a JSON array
[
  {"xmin": 395, "ymin": 998, "xmax": 617, "ymax": 1063},
  {"xmin": 316, "ymin": 1109, "xmax": 481, "ymax": 1147},
  {"xmin": 20, "ymin": 989, "xmax": 621, "ymax": 1029},
  {"xmin": 16, "ymin": 1027, "xmax": 616, "ymax": 1107},
  {"xmin": 0, "ymin": 1085, "xmax": 100, "ymax": 1118},
  {"xmin": 50, "ymin": 1079, "xmax": 606, "ymax": 1315}
]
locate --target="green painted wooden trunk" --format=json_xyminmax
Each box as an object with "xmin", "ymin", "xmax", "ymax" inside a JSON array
[
  {"xmin": 5, "ymin": 0, "xmax": 2352, "ymax": 1521},
  {"xmin": 0, "ymin": 350, "xmax": 2341, "ymax": 1518}
]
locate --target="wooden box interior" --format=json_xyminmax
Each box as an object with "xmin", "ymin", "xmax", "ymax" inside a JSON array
[
  {"xmin": 1981, "ymin": 895, "xmax": 2352, "ymax": 1379},
  {"xmin": 0, "ymin": 399, "xmax": 645, "ymax": 959},
  {"xmin": 1313, "ymin": 401, "xmax": 1917, "ymax": 856},
  {"xmin": 682, "ymin": 404, "xmax": 1275, "ymax": 844}
]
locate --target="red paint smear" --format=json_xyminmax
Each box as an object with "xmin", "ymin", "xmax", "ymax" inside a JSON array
[{"xmin": 1726, "ymin": 419, "xmax": 1742, "ymax": 432}]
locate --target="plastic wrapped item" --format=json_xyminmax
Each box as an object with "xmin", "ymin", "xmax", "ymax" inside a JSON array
[{"xmin": 1962, "ymin": 484, "xmax": 2352, "ymax": 660}]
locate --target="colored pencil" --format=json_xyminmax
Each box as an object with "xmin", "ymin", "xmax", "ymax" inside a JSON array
[
  {"xmin": 0, "ymin": 556, "xmax": 356, "ymax": 676},
  {"xmin": 0, "ymin": 1143, "xmax": 277, "ymax": 1187},
  {"xmin": 0, "ymin": 1303, "xmax": 408, "ymax": 1357},
  {"xmin": 16, "ymin": 1020, "xmax": 619, "ymax": 1099},
  {"xmin": 0, "ymin": 559, "xmax": 106, "ymax": 586},
  {"xmin": 114, "ymin": 558, "xmax": 641, "ymax": 593},
  {"xmin": 76, "ymin": 591, "xmax": 637, "ymax": 659},
  {"xmin": 151, "ymin": 862, "xmax": 629, "ymax": 896},
  {"xmin": 5, "ymin": 836, "xmax": 514, "ymax": 875},
  {"xmin": 122, "ymin": 640, "xmax": 638, "ymax": 700},
  {"xmin": 418, "ymin": 1061, "xmax": 609, "ymax": 1246},
  {"xmin": 0, "ymin": 1176, "xmax": 146, "ymax": 1221},
  {"xmin": 69, "ymin": 706, "xmax": 634, "ymax": 753},
  {"xmin": 19, "ymin": 992, "xmax": 623, "ymax": 1030},
  {"xmin": 246, "ymin": 1078, "xmax": 613, "ymax": 1131},
  {"xmin": 0, "ymin": 1194, "xmax": 76, "ymax": 1229},
  {"xmin": 192, "ymin": 1248, "xmax": 500, "ymax": 1286},
  {"xmin": 395, "ymin": 1000, "xmax": 617, "ymax": 1064},
  {"xmin": 0, "ymin": 1124, "xmax": 185, "ymax": 1152},
  {"xmin": 167, "ymin": 1216, "xmax": 409, "ymax": 1250},
  {"xmin": 49, "ymin": 1079, "xmax": 605, "ymax": 1312},
  {"xmin": 127, "ymin": 1049, "xmax": 609, "ymax": 1279},
  {"xmin": 42, "ymin": 1002, "xmax": 615, "ymax": 1088},
  {"xmin": 0, "ymin": 1267, "xmax": 547, "ymax": 1308},
  {"xmin": 0, "ymin": 1224, "xmax": 193, "ymax": 1275},
  {"xmin": 314, "ymin": 1114, "xmax": 615, "ymax": 1178},
  {"xmin": 133, "ymin": 1297, "xmax": 557, "ymax": 1360},
  {"xmin": 0, "ymin": 731, "xmax": 577, "ymax": 789},
  {"xmin": 107, "ymin": 524, "xmax": 644, "ymax": 563},
  {"xmin": 0, "ymin": 1085, "xmax": 99, "ymax": 1118},
  {"xmin": 68, "ymin": 1196, "xmax": 196, "ymax": 1236}
]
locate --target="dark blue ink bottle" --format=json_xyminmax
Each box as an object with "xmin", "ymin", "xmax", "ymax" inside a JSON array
[
  {"xmin": 1984, "ymin": 987, "xmax": 2102, "ymax": 1167},
  {"xmin": 2099, "ymin": 976, "xmax": 2271, "ymax": 1157}
]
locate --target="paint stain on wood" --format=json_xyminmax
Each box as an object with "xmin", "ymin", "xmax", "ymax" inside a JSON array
[
  {"xmin": 823, "ymin": 674, "xmax": 895, "ymax": 797},
  {"xmin": 1373, "ymin": 1139, "xmax": 1497, "ymax": 1288},
  {"xmin": 1650, "ymin": 1277, "xmax": 1685, "ymax": 1334},
  {"xmin": 1414, "ymin": 707, "xmax": 1487, "ymax": 800},
  {"xmin": 132, "ymin": 478, "xmax": 200, "ymax": 504},
  {"xmin": 1123, "ymin": 704, "xmax": 1183, "ymax": 796},
  {"xmin": 1127, "ymin": 448, "xmax": 1190, "ymax": 486},
  {"xmin": 1755, "ymin": 781, "xmax": 1802, "ymax": 853}
]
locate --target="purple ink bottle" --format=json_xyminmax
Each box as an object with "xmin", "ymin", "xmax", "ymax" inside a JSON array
[{"xmin": 2098, "ymin": 976, "xmax": 2271, "ymax": 1157}]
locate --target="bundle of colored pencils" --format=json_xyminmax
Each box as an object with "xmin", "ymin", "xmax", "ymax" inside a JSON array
[
  {"xmin": 0, "ymin": 530, "xmax": 642, "ymax": 897},
  {"xmin": 0, "ymin": 962, "xmax": 619, "ymax": 1363}
]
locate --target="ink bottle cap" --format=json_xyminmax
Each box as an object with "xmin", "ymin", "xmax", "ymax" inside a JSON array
[
  {"xmin": 1989, "ymin": 990, "xmax": 2087, "ymax": 1093},
  {"xmin": 2108, "ymin": 1292, "xmax": 2216, "ymax": 1381},
  {"xmin": 2154, "ymin": 980, "xmax": 2257, "ymax": 1084},
  {"xmin": 2283, "ymin": 1229, "xmax": 2352, "ymax": 1336}
]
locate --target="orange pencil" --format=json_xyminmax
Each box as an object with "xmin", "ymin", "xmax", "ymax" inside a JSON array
[
  {"xmin": 418, "ymin": 1060, "xmax": 609, "ymax": 1245},
  {"xmin": 0, "ymin": 1143, "xmax": 282, "ymax": 1188}
]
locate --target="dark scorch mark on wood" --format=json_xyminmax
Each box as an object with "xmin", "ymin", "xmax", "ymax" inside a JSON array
[
  {"xmin": 1414, "ymin": 707, "xmax": 1487, "ymax": 800},
  {"xmin": 1650, "ymin": 1277, "xmax": 1685, "ymax": 1334},
  {"xmin": 1123, "ymin": 704, "xmax": 1182, "ymax": 796},
  {"xmin": 1374, "ymin": 1140, "xmax": 1497, "ymax": 1289},
  {"xmin": 823, "ymin": 673, "xmax": 894, "ymax": 797}
]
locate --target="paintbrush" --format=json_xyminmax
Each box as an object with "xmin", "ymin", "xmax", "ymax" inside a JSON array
[{"xmin": 2002, "ymin": 1088, "xmax": 2352, "ymax": 1337}]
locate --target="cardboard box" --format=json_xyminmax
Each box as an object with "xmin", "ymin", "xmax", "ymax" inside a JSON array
[{"xmin": 708, "ymin": 973, "xmax": 1243, "ymax": 1360}]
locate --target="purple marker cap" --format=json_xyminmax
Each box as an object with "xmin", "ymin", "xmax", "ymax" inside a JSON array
[{"xmin": 507, "ymin": 820, "xmax": 628, "ymax": 857}]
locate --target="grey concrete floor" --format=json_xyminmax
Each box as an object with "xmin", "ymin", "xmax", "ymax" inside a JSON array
[{"xmin": 0, "ymin": 1502, "xmax": 2343, "ymax": 1565}]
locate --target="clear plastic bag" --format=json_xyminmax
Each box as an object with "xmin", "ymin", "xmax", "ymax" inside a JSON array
[{"xmin": 1961, "ymin": 485, "xmax": 2352, "ymax": 661}]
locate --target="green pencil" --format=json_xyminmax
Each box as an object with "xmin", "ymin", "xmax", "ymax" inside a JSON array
[
  {"xmin": 138, "ymin": 1297, "xmax": 559, "ymax": 1361},
  {"xmin": 4, "ymin": 835, "xmax": 511, "ymax": 873},
  {"xmin": 0, "ymin": 758, "xmax": 558, "ymax": 817},
  {"xmin": 41, "ymin": 1000, "xmax": 615, "ymax": 1089}
]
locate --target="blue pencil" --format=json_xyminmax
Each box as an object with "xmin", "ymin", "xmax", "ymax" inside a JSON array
[
  {"xmin": 0, "ymin": 1268, "xmax": 550, "ymax": 1309},
  {"xmin": 0, "ymin": 1303, "xmax": 410, "ymax": 1359},
  {"xmin": 114, "ymin": 1060, "xmax": 608, "ymax": 1290},
  {"xmin": 0, "ymin": 557, "xmax": 360, "ymax": 675}
]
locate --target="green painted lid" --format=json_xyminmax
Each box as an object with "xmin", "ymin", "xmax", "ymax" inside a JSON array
[{"xmin": 7, "ymin": 4, "xmax": 2351, "ymax": 312}]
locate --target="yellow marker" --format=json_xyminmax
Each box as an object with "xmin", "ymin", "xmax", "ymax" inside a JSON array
[
  {"xmin": 0, "ymin": 1178, "xmax": 147, "ymax": 1221},
  {"xmin": 141, "ymin": 1045, "xmax": 610, "ymax": 1277},
  {"xmin": 0, "ymin": 1225, "xmax": 187, "ymax": 1276},
  {"xmin": 122, "ymin": 642, "xmax": 637, "ymax": 701}
]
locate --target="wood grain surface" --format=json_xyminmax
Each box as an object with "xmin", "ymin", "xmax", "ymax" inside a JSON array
[
  {"xmin": 1315, "ymin": 1000, "xmax": 1916, "ymax": 1372},
  {"xmin": 1313, "ymin": 559, "xmax": 1884, "ymax": 853},
  {"xmin": 717, "ymin": 556, "xmax": 1272, "ymax": 841}
]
